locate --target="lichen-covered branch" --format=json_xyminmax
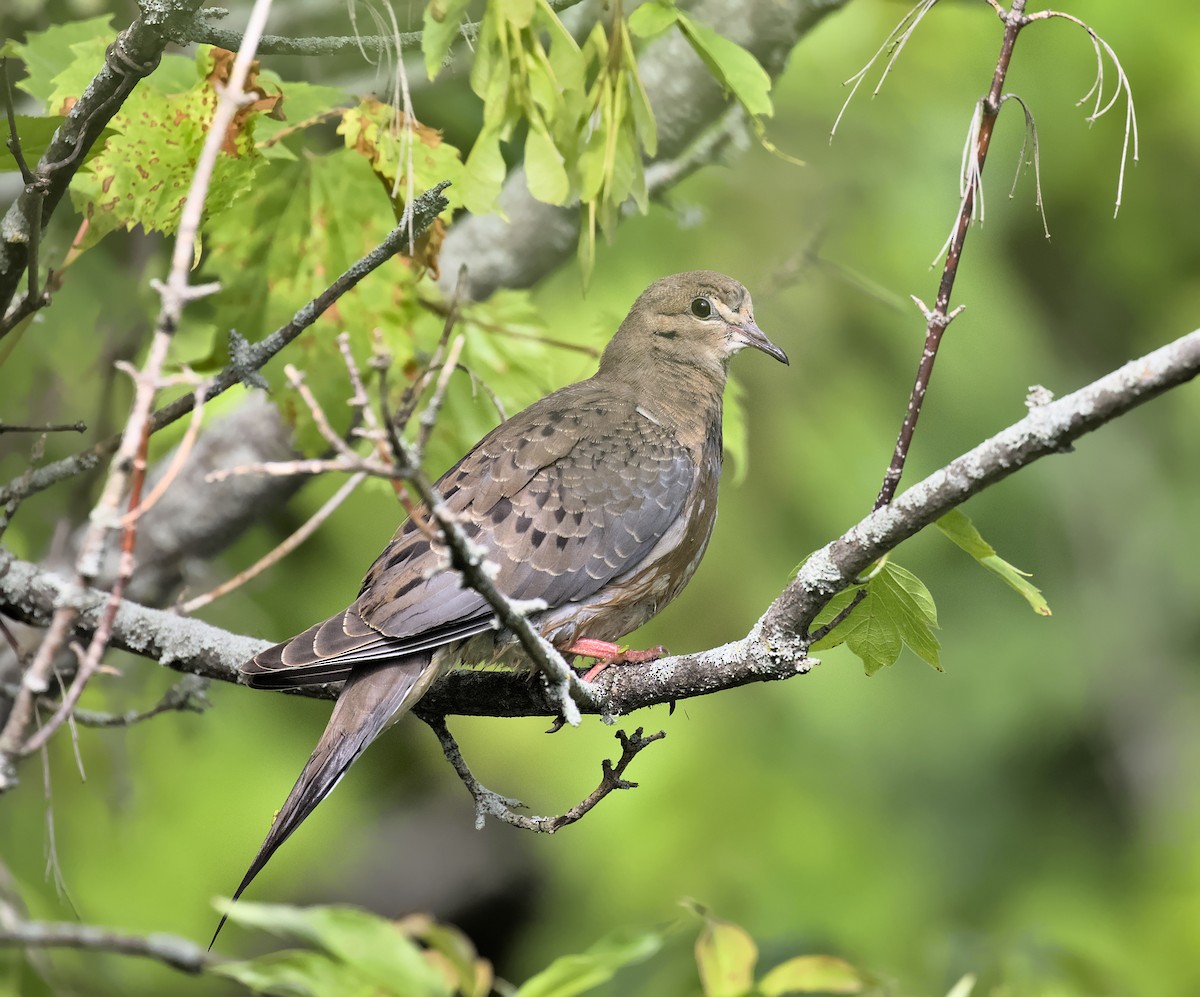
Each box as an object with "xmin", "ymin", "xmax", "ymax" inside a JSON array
[{"xmin": 4, "ymin": 327, "xmax": 1196, "ymax": 721}]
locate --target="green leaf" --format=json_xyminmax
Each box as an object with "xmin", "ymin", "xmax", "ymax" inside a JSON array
[
  {"xmin": 500, "ymin": 0, "xmax": 537, "ymax": 30},
  {"xmin": 212, "ymin": 900, "xmax": 449, "ymax": 996},
  {"xmin": 514, "ymin": 928, "xmax": 662, "ymax": 997},
  {"xmin": 759, "ymin": 955, "xmax": 867, "ymax": 995},
  {"xmin": 196, "ymin": 149, "xmax": 418, "ymax": 455},
  {"xmin": 6, "ymin": 15, "xmax": 115, "ymax": 106},
  {"xmin": 936, "ymin": 508, "xmax": 1051, "ymax": 616},
  {"xmin": 422, "ymin": 0, "xmax": 474, "ymax": 78},
  {"xmin": 524, "ymin": 120, "xmax": 570, "ymax": 205},
  {"xmin": 212, "ymin": 949, "xmax": 379, "ymax": 997},
  {"xmin": 0, "ymin": 115, "xmax": 91, "ymax": 171},
  {"xmin": 402, "ymin": 915, "xmax": 494, "ymax": 997},
  {"xmin": 255, "ymin": 77, "xmax": 350, "ymax": 159},
  {"xmin": 694, "ymin": 909, "xmax": 757, "ymax": 997},
  {"xmin": 461, "ymin": 127, "xmax": 507, "ymax": 215},
  {"xmin": 68, "ymin": 47, "xmax": 275, "ymax": 252},
  {"xmin": 339, "ymin": 97, "xmax": 464, "ymax": 216},
  {"xmin": 621, "ymin": 23, "xmax": 658, "ymax": 157},
  {"xmin": 811, "ymin": 563, "xmax": 940, "ymax": 675},
  {"xmin": 627, "ymin": 1, "xmax": 681, "ymax": 39},
  {"xmin": 675, "ymin": 14, "xmax": 773, "ymax": 118}
]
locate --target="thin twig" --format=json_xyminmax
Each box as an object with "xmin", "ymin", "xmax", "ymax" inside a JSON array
[
  {"xmin": 0, "ymin": 920, "xmax": 218, "ymax": 974},
  {"xmin": 0, "ymin": 0, "xmax": 277, "ymax": 782},
  {"xmin": 178, "ymin": 473, "xmax": 366, "ymax": 614},
  {"xmin": 874, "ymin": 0, "xmax": 1029, "ymax": 510},
  {"xmin": 0, "ymin": 422, "xmax": 86, "ymax": 434},
  {"xmin": 428, "ymin": 717, "xmax": 665, "ymax": 831}
]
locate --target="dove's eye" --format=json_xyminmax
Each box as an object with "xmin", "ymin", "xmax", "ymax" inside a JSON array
[{"xmin": 690, "ymin": 297, "xmax": 713, "ymax": 319}]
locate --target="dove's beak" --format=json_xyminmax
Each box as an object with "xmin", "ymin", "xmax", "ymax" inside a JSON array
[{"xmin": 735, "ymin": 319, "xmax": 789, "ymax": 365}]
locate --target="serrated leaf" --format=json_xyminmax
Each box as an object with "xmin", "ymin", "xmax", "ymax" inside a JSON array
[
  {"xmin": 422, "ymin": 0, "xmax": 474, "ymax": 78},
  {"xmin": 514, "ymin": 928, "xmax": 662, "ymax": 997},
  {"xmin": 936, "ymin": 508, "xmax": 1051, "ymax": 616},
  {"xmin": 759, "ymin": 955, "xmax": 867, "ymax": 995},
  {"xmin": 212, "ymin": 900, "xmax": 448, "ymax": 996},
  {"xmin": 524, "ymin": 120, "xmax": 570, "ymax": 205},
  {"xmin": 197, "ymin": 149, "xmax": 419, "ymax": 455},
  {"xmin": 675, "ymin": 14, "xmax": 773, "ymax": 118},
  {"xmin": 339, "ymin": 97, "xmax": 464, "ymax": 219},
  {"xmin": 255, "ymin": 77, "xmax": 349, "ymax": 158},
  {"xmin": 7, "ymin": 16, "xmax": 115, "ymax": 106},
  {"xmin": 68, "ymin": 47, "xmax": 277, "ymax": 252},
  {"xmin": 627, "ymin": 1, "xmax": 680, "ymax": 39},
  {"xmin": 810, "ymin": 564, "xmax": 940, "ymax": 675}
]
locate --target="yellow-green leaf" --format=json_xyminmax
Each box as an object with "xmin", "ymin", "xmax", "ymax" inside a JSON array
[
  {"xmin": 759, "ymin": 954, "xmax": 867, "ymax": 995},
  {"xmin": 675, "ymin": 14, "xmax": 773, "ymax": 118},
  {"xmin": 514, "ymin": 928, "xmax": 662, "ymax": 997},
  {"xmin": 936, "ymin": 508, "xmax": 1051, "ymax": 616},
  {"xmin": 627, "ymin": 1, "xmax": 680, "ymax": 39},
  {"xmin": 524, "ymin": 120, "xmax": 570, "ymax": 205},
  {"xmin": 810, "ymin": 563, "xmax": 940, "ymax": 675},
  {"xmin": 422, "ymin": 0, "xmax": 473, "ymax": 79},
  {"xmin": 694, "ymin": 910, "xmax": 757, "ymax": 997}
]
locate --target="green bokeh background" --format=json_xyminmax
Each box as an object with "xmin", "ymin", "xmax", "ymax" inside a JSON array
[{"xmin": 2, "ymin": 0, "xmax": 1199, "ymax": 994}]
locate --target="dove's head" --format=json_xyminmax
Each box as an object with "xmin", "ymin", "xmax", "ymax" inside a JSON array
[{"xmin": 600, "ymin": 271, "xmax": 788, "ymax": 387}]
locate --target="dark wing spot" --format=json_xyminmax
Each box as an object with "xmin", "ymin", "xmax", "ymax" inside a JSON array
[
  {"xmin": 515, "ymin": 514, "xmax": 532, "ymax": 534},
  {"xmin": 393, "ymin": 575, "xmax": 423, "ymax": 599},
  {"xmin": 531, "ymin": 528, "xmax": 546, "ymax": 547},
  {"xmin": 555, "ymin": 535, "xmax": 569, "ymax": 551},
  {"xmin": 553, "ymin": 507, "xmax": 566, "ymax": 524},
  {"xmin": 490, "ymin": 496, "xmax": 513, "ymax": 524}
]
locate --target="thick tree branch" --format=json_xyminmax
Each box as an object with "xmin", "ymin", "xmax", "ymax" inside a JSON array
[{"xmin": 3, "ymin": 328, "xmax": 1196, "ymax": 717}]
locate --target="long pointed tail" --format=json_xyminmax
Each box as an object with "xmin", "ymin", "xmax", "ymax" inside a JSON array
[{"xmin": 210, "ymin": 652, "xmax": 436, "ymax": 948}]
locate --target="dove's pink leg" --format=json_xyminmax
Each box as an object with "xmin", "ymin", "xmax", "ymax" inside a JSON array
[{"xmin": 566, "ymin": 638, "xmax": 668, "ymax": 681}]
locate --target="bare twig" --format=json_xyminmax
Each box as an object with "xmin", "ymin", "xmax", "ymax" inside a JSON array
[
  {"xmin": 66, "ymin": 674, "xmax": 211, "ymax": 728},
  {"xmin": 0, "ymin": 423, "xmax": 86, "ymax": 435},
  {"xmin": 0, "ymin": 0, "xmax": 278, "ymax": 784},
  {"xmin": 177, "ymin": 473, "xmax": 366, "ymax": 614},
  {"xmin": 428, "ymin": 716, "xmax": 665, "ymax": 831},
  {"xmin": 178, "ymin": 0, "xmax": 586, "ymax": 56},
  {"xmin": 874, "ymin": 0, "xmax": 1029, "ymax": 510}
]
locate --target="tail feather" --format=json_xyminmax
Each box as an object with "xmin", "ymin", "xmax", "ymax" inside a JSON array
[{"xmin": 210, "ymin": 652, "xmax": 437, "ymax": 948}]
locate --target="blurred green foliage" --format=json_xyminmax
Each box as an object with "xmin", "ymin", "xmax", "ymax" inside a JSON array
[{"xmin": 2, "ymin": 0, "xmax": 1199, "ymax": 995}]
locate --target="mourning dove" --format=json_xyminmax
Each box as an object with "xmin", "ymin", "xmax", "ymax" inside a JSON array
[{"xmin": 213, "ymin": 271, "xmax": 787, "ymax": 942}]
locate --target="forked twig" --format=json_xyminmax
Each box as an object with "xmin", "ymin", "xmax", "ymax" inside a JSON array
[{"xmin": 427, "ymin": 716, "xmax": 665, "ymax": 832}]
